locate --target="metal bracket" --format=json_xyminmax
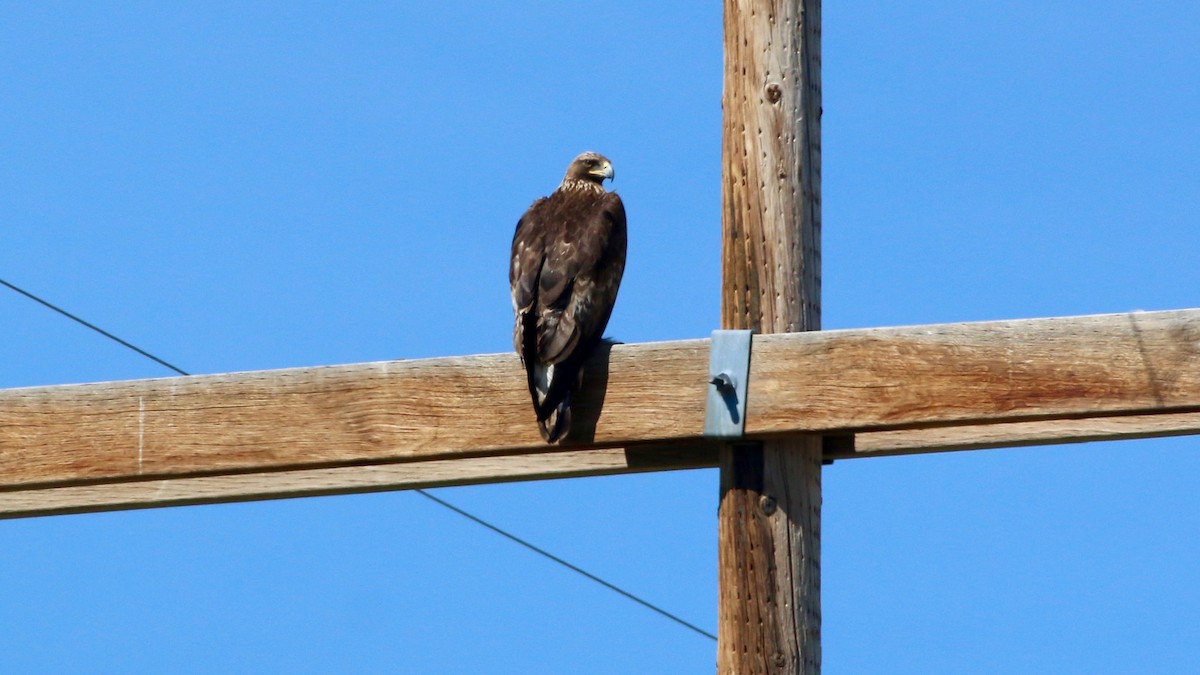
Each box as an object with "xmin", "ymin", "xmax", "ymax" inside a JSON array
[{"xmin": 704, "ymin": 329, "xmax": 753, "ymax": 438}]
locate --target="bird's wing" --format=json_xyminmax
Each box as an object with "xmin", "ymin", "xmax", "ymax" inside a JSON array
[
  {"xmin": 535, "ymin": 192, "xmax": 626, "ymax": 365},
  {"xmin": 510, "ymin": 198, "xmax": 548, "ymax": 355}
]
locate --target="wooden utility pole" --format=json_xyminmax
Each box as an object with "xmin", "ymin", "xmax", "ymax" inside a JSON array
[
  {"xmin": 3, "ymin": 2, "xmax": 1199, "ymax": 669},
  {"xmin": 719, "ymin": 0, "xmax": 822, "ymax": 671}
]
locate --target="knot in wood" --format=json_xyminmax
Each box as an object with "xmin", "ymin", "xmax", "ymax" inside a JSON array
[
  {"xmin": 759, "ymin": 494, "xmax": 777, "ymax": 515},
  {"xmin": 764, "ymin": 82, "xmax": 783, "ymax": 104}
]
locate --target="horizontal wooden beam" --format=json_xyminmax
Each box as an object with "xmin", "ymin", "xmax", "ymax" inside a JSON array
[
  {"xmin": 10, "ymin": 412, "xmax": 1197, "ymax": 518},
  {"xmin": 0, "ymin": 444, "xmax": 720, "ymax": 519},
  {"xmin": 746, "ymin": 309, "xmax": 1200, "ymax": 435},
  {"xmin": 0, "ymin": 338, "xmax": 710, "ymax": 487},
  {"xmin": 2, "ymin": 308, "xmax": 1198, "ymax": 517},
  {"xmin": 842, "ymin": 411, "xmax": 1200, "ymax": 459}
]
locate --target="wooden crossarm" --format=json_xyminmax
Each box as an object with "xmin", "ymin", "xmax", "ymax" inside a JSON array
[{"xmin": 1, "ymin": 308, "xmax": 1198, "ymax": 517}]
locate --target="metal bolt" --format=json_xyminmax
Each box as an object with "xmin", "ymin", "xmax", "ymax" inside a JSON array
[{"xmin": 710, "ymin": 372, "xmax": 736, "ymax": 393}]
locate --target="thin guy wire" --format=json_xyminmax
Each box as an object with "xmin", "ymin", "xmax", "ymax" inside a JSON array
[
  {"xmin": 1, "ymin": 276, "xmax": 717, "ymax": 643},
  {"xmin": 0, "ymin": 278, "xmax": 188, "ymax": 376},
  {"xmin": 414, "ymin": 488, "xmax": 718, "ymax": 641}
]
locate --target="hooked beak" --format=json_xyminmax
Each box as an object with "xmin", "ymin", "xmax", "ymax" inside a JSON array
[{"xmin": 591, "ymin": 161, "xmax": 615, "ymax": 183}]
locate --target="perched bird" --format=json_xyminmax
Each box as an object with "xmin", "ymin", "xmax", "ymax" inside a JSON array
[{"xmin": 510, "ymin": 152, "xmax": 627, "ymax": 443}]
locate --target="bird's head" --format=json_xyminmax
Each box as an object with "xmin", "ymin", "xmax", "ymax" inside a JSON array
[{"xmin": 564, "ymin": 152, "xmax": 615, "ymax": 187}]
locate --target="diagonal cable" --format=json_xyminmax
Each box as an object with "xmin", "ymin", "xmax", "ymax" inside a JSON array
[
  {"xmin": 414, "ymin": 488, "xmax": 717, "ymax": 641},
  {"xmin": 1, "ymin": 276, "xmax": 717, "ymax": 642},
  {"xmin": 0, "ymin": 278, "xmax": 188, "ymax": 376}
]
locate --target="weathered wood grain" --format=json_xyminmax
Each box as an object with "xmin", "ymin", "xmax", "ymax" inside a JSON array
[
  {"xmin": 748, "ymin": 309, "xmax": 1200, "ymax": 436},
  {"xmin": 0, "ymin": 444, "xmax": 720, "ymax": 519},
  {"xmin": 718, "ymin": 0, "xmax": 823, "ymax": 671},
  {"xmin": 4, "ymin": 405, "xmax": 1194, "ymax": 518},
  {"xmin": 0, "ymin": 340, "xmax": 710, "ymax": 488},
  {"xmin": 843, "ymin": 412, "xmax": 1200, "ymax": 459},
  {"xmin": 2, "ymin": 309, "xmax": 1199, "ymax": 501}
]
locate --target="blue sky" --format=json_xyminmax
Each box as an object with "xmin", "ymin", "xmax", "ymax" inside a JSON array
[{"xmin": 2, "ymin": 2, "xmax": 1198, "ymax": 673}]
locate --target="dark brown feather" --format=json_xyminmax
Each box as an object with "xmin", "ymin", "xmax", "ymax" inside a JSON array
[{"xmin": 510, "ymin": 153, "xmax": 626, "ymax": 443}]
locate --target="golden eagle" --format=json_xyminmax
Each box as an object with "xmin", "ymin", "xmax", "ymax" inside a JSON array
[{"xmin": 510, "ymin": 152, "xmax": 627, "ymax": 443}]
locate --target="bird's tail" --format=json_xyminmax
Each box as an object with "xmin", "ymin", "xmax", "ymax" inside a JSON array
[
  {"xmin": 521, "ymin": 309, "xmax": 574, "ymax": 444},
  {"xmin": 530, "ymin": 360, "xmax": 574, "ymax": 444},
  {"xmin": 537, "ymin": 391, "xmax": 571, "ymax": 444}
]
